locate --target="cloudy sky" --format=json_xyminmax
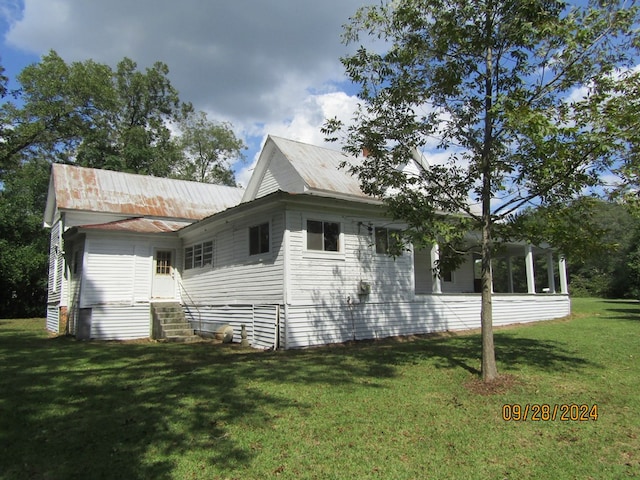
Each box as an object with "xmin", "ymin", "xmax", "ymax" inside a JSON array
[{"xmin": 0, "ymin": 0, "xmax": 364, "ymax": 185}]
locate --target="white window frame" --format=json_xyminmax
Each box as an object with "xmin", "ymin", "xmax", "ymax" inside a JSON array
[
  {"xmin": 184, "ymin": 240, "xmax": 214, "ymax": 270},
  {"xmin": 303, "ymin": 216, "xmax": 345, "ymax": 260},
  {"xmin": 374, "ymin": 226, "xmax": 403, "ymax": 256}
]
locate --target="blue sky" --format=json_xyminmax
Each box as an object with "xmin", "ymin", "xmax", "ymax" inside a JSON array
[{"xmin": 0, "ymin": 0, "xmax": 363, "ymax": 185}]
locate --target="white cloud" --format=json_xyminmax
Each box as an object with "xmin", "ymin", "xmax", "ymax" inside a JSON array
[{"xmin": 235, "ymin": 90, "xmax": 360, "ymax": 187}]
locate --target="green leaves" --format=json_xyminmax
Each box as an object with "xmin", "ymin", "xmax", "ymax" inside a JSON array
[
  {"xmin": 329, "ymin": 0, "xmax": 640, "ymax": 381},
  {"xmin": 0, "ymin": 51, "xmax": 191, "ymax": 177},
  {"xmin": 173, "ymin": 111, "xmax": 245, "ymax": 186}
]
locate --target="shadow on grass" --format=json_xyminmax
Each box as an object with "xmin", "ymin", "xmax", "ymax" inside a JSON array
[
  {"xmin": 328, "ymin": 330, "xmax": 596, "ymax": 377},
  {"xmin": 602, "ymin": 300, "xmax": 640, "ymax": 322},
  {"xmin": 0, "ymin": 318, "xmax": 595, "ymax": 479}
]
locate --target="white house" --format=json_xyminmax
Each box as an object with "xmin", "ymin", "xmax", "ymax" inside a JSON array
[{"xmin": 44, "ymin": 135, "xmax": 570, "ymax": 347}]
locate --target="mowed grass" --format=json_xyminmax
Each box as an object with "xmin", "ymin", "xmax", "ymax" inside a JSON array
[{"xmin": 0, "ymin": 298, "xmax": 638, "ymax": 480}]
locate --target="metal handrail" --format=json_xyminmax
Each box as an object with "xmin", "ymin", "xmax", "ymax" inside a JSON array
[{"xmin": 176, "ymin": 277, "xmax": 202, "ymax": 334}]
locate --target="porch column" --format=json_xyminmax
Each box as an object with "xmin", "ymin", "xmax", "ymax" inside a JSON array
[
  {"xmin": 525, "ymin": 245, "xmax": 536, "ymax": 294},
  {"xmin": 559, "ymin": 255, "xmax": 569, "ymax": 294},
  {"xmin": 546, "ymin": 251, "xmax": 556, "ymax": 294},
  {"xmin": 430, "ymin": 244, "xmax": 442, "ymax": 294},
  {"xmin": 507, "ymin": 255, "xmax": 514, "ymax": 293}
]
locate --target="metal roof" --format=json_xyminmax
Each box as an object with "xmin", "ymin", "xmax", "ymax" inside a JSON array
[
  {"xmin": 51, "ymin": 164, "xmax": 245, "ymax": 220},
  {"xmin": 79, "ymin": 217, "xmax": 192, "ymax": 233},
  {"xmin": 269, "ymin": 136, "xmax": 369, "ymax": 199}
]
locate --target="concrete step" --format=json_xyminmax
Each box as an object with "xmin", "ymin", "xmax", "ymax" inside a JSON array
[
  {"xmin": 163, "ymin": 327, "xmax": 195, "ymax": 337},
  {"xmin": 156, "ymin": 314, "xmax": 186, "ymax": 323},
  {"xmin": 152, "ymin": 303, "xmax": 200, "ymax": 342},
  {"xmin": 166, "ymin": 335, "xmax": 202, "ymax": 343}
]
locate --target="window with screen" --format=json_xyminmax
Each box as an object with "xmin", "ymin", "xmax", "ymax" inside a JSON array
[
  {"xmin": 184, "ymin": 241, "xmax": 213, "ymax": 270},
  {"xmin": 307, "ymin": 220, "xmax": 340, "ymax": 252}
]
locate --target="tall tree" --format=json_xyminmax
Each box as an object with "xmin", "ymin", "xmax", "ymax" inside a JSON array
[
  {"xmin": 324, "ymin": 0, "xmax": 639, "ymax": 381},
  {"xmin": 173, "ymin": 111, "xmax": 246, "ymax": 186},
  {"xmin": 0, "ymin": 158, "xmax": 50, "ymax": 318},
  {"xmin": 0, "ymin": 51, "xmax": 191, "ymax": 176}
]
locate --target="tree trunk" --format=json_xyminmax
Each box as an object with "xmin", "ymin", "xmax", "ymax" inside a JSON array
[
  {"xmin": 480, "ymin": 215, "xmax": 498, "ymax": 382},
  {"xmin": 481, "ymin": 9, "xmax": 498, "ymax": 383}
]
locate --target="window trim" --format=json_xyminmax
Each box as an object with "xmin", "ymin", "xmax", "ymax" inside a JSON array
[
  {"xmin": 184, "ymin": 240, "xmax": 214, "ymax": 270},
  {"xmin": 303, "ymin": 217, "xmax": 345, "ymax": 259},
  {"xmin": 374, "ymin": 226, "xmax": 403, "ymax": 256}
]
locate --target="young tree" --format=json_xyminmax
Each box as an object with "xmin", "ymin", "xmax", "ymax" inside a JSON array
[
  {"xmin": 173, "ymin": 111, "xmax": 246, "ymax": 186},
  {"xmin": 325, "ymin": 0, "xmax": 639, "ymax": 381}
]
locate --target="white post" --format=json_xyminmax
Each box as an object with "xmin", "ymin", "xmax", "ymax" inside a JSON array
[
  {"xmin": 525, "ymin": 245, "xmax": 536, "ymax": 294},
  {"xmin": 546, "ymin": 251, "xmax": 556, "ymax": 294},
  {"xmin": 507, "ymin": 255, "xmax": 514, "ymax": 293},
  {"xmin": 430, "ymin": 244, "xmax": 442, "ymax": 294},
  {"xmin": 559, "ymin": 256, "xmax": 569, "ymax": 294}
]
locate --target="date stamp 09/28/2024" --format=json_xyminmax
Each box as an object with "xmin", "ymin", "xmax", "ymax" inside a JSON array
[{"xmin": 502, "ymin": 404, "xmax": 599, "ymax": 422}]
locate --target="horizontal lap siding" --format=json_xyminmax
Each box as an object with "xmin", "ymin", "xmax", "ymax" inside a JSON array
[
  {"xmin": 287, "ymin": 211, "xmax": 415, "ymax": 306},
  {"xmin": 253, "ymin": 305, "xmax": 279, "ymax": 349},
  {"xmin": 284, "ymin": 295, "xmax": 570, "ymax": 349},
  {"xmin": 185, "ymin": 304, "xmax": 279, "ymax": 349},
  {"xmin": 46, "ymin": 306, "xmax": 59, "ymax": 333},
  {"xmin": 493, "ymin": 295, "xmax": 571, "ymax": 325},
  {"xmin": 90, "ymin": 304, "xmax": 150, "ymax": 340},
  {"xmin": 181, "ymin": 211, "xmax": 285, "ymax": 305},
  {"xmin": 83, "ymin": 240, "xmax": 136, "ymax": 306}
]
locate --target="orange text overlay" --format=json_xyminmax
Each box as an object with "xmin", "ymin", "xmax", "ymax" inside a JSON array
[{"xmin": 502, "ymin": 404, "xmax": 598, "ymax": 422}]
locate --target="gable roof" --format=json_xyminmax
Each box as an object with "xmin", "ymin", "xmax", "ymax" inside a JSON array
[
  {"xmin": 242, "ymin": 136, "xmax": 372, "ymax": 203},
  {"xmin": 44, "ymin": 164, "xmax": 245, "ymax": 226}
]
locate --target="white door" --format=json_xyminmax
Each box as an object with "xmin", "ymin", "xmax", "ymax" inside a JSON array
[{"xmin": 152, "ymin": 249, "xmax": 176, "ymax": 298}]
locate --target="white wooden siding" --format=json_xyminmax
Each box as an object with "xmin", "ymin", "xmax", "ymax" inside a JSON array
[
  {"xmin": 180, "ymin": 210, "xmax": 286, "ymax": 305},
  {"xmin": 286, "ymin": 210, "xmax": 415, "ymax": 306},
  {"xmin": 81, "ymin": 236, "xmax": 179, "ymax": 308},
  {"xmin": 253, "ymin": 305, "xmax": 279, "ymax": 349},
  {"xmin": 282, "ymin": 294, "xmax": 570, "ymax": 348},
  {"xmin": 185, "ymin": 304, "xmax": 280, "ymax": 349},
  {"xmin": 257, "ymin": 168, "xmax": 280, "ymax": 198},
  {"xmin": 414, "ymin": 248, "xmax": 476, "ymax": 294},
  {"xmin": 82, "ymin": 239, "xmax": 136, "ymax": 306},
  {"xmin": 46, "ymin": 306, "xmax": 59, "ymax": 333},
  {"xmin": 134, "ymin": 244, "xmax": 152, "ymax": 301},
  {"xmin": 255, "ymin": 151, "xmax": 304, "ymax": 199},
  {"xmin": 89, "ymin": 304, "xmax": 151, "ymax": 340}
]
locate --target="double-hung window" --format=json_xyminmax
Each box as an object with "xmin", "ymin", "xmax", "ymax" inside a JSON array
[
  {"xmin": 306, "ymin": 220, "xmax": 340, "ymax": 252},
  {"xmin": 374, "ymin": 227, "xmax": 402, "ymax": 255}
]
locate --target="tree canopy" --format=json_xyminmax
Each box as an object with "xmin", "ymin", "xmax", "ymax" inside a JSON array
[
  {"xmin": 0, "ymin": 52, "xmax": 245, "ymax": 317},
  {"xmin": 173, "ymin": 111, "xmax": 246, "ymax": 186},
  {"xmin": 325, "ymin": 0, "xmax": 640, "ymax": 381},
  {"xmin": 0, "ymin": 50, "xmax": 244, "ymax": 183}
]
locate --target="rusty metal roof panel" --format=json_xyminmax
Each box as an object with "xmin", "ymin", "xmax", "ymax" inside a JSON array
[
  {"xmin": 269, "ymin": 136, "xmax": 369, "ymax": 199},
  {"xmin": 52, "ymin": 164, "xmax": 245, "ymax": 220},
  {"xmin": 79, "ymin": 217, "xmax": 192, "ymax": 233}
]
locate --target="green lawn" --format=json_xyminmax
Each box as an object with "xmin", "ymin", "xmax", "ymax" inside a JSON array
[{"xmin": 0, "ymin": 298, "xmax": 638, "ymax": 479}]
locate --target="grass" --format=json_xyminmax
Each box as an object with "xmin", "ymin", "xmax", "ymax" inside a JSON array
[{"xmin": 0, "ymin": 298, "xmax": 638, "ymax": 479}]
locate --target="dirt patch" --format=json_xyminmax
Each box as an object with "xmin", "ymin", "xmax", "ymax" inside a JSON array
[{"xmin": 464, "ymin": 374, "xmax": 521, "ymax": 396}]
